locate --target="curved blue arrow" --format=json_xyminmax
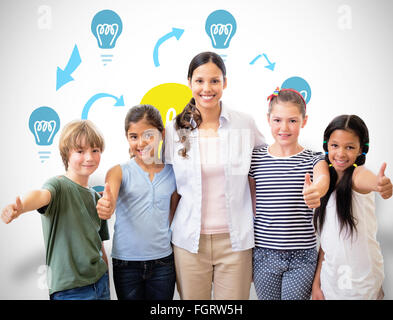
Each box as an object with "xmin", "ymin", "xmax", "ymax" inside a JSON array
[
  {"xmin": 249, "ymin": 54, "xmax": 262, "ymax": 65},
  {"xmin": 249, "ymin": 53, "xmax": 276, "ymax": 71},
  {"xmin": 56, "ymin": 44, "xmax": 82, "ymax": 90},
  {"xmin": 262, "ymin": 53, "xmax": 276, "ymax": 71},
  {"xmin": 153, "ymin": 28, "xmax": 184, "ymax": 67},
  {"xmin": 81, "ymin": 93, "xmax": 125, "ymax": 120}
]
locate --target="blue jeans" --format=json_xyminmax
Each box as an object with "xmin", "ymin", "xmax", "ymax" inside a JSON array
[
  {"xmin": 50, "ymin": 272, "xmax": 110, "ymax": 300},
  {"xmin": 112, "ymin": 253, "xmax": 176, "ymax": 300},
  {"xmin": 253, "ymin": 247, "xmax": 318, "ymax": 300}
]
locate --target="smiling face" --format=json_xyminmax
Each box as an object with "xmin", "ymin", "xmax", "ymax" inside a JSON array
[
  {"xmin": 66, "ymin": 136, "xmax": 101, "ymax": 185},
  {"xmin": 127, "ymin": 118, "xmax": 163, "ymax": 165},
  {"xmin": 188, "ymin": 61, "xmax": 227, "ymax": 112},
  {"xmin": 267, "ymin": 101, "xmax": 307, "ymax": 147},
  {"xmin": 327, "ymin": 129, "xmax": 362, "ymax": 178}
]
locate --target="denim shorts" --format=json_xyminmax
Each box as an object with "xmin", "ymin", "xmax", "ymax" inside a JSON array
[
  {"xmin": 112, "ymin": 253, "xmax": 175, "ymax": 300},
  {"xmin": 50, "ymin": 271, "xmax": 110, "ymax": 300},
  {"xmin": 253, "ymin": 247, "xmax": 318, "ymax": 300}
]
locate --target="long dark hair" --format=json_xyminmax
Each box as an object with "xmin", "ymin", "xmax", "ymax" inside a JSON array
[
  {"xmin": 313, "ymin": 115, "xmax": 369, "ymax": 238},
  {"xmin": 174, "ymin": 51, "xmax": 226, "ymax": 158},
  {"xmin": 124, "ymin": 104, "xmax": 164, "ymax": 134}
]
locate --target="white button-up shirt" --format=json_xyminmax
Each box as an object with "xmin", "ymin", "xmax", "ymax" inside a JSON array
[{"xmin": 165, "ymin": 103, "xmax": 266, "ymax": 253}]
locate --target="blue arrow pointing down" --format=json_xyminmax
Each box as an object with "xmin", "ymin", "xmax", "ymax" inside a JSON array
[{"xmin": 56, "ymin": 44, "xmax": 82, "ymax": 91}]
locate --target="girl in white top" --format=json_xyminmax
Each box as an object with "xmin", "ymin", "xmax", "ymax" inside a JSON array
[
  {"xmin": 165, "ymin": 51, "xmax": 266, "ymax": 299},
  {"xmin": 312, "ymin": 114, "xmax": 392, "ymax": 300}
]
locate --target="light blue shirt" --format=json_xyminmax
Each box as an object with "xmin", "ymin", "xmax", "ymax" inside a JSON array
[
  {"xmin": 111, "ymin": 159, "xmax": 176, "ymax": 261},
  {"xmin": 165, "ymin": 103, "xmax": 266, "ymax": 253}
]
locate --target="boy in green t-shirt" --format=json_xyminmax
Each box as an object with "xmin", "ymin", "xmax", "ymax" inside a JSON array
[{"xmin": 1, "ymin": 120, "xmax": 110, "ymax": 300}]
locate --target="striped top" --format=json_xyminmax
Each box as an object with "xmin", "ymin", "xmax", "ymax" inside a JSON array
[{"xmin": 249, "ymin": 146, "xmax": 324, "ymax": 250}]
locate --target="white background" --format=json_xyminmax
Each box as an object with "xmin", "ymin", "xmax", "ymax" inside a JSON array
[{"xmin": 0, "ymin": 0, "xmax": 392, "ymax": 299}]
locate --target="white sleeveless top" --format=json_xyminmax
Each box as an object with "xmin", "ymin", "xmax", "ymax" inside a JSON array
[{"xmin": 320, "ymin": 190, "xmax": 384, "ymax": 299}]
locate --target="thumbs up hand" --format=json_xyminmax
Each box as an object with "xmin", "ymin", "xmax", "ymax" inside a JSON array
[
  {"xmin": 304, "ymin": 172, "xmax": 312, "ymax": 188},
  {"xmin": 96, "ymin": 183, "xmax": 115, "ymax": 220},
  {"xmin": 376, "ymin": 163, "xmax": 392, "ymax": 199},
  {"xmin": 303, "ymin": 173, "xmax": 321, "ymax": 209},
  {"xmin": 1, "ymin": 196, "xmax": 24, "ymax": 224}
]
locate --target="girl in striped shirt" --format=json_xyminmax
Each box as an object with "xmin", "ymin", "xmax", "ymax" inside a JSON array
[{"xmin": 249, "ymin": 87, "xmax": 329, "ymax": 300}]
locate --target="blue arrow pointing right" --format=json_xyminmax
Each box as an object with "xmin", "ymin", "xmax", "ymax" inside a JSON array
[
  {"xmin": 249, "ymin": 53, "xmax": 276, "ymax": 71},
  {"xmin": 81, "ymin": 93, "xmax": 125, "ymax": 120}
]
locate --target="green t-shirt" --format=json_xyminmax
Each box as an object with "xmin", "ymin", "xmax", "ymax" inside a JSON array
[{"xmin": 39, "ymin": 175, "xmax": 109, "ymax": 295}]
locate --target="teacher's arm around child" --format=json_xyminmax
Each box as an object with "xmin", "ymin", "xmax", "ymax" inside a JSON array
[
  {"xmin": 312, "ymin": 114, "xmax": 392, "ymax": 300},
  {"xmin": 96, "ymin": 105, "xmax": 178, "ymax": 300}
]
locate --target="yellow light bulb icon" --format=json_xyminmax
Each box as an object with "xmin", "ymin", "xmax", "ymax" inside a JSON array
[
  {"xmin": 140, "ymin": 83, "xmax": 192, "ymax": 126},
  {"xmin": 140, "ymin": 83, "xmax": 192, "ymax": 158}
]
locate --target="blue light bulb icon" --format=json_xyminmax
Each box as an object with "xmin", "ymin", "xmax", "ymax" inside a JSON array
[
  {"xmin": 91, "ymin": 9, "xmax": 123, "ymax": 66},
  {"xmin": 281, "ymin": 76, "xmax": 312, "ymax": 104},
  {"xmin": 28, "ymin": 106, "xmax": 60, "ymax": 163},
  {"xmin": 205, "ymin": 10, "xmax": 237, "ymax": 49}
]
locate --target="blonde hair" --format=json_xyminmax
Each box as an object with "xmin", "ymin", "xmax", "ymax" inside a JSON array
[{"xmin": 59, "ymin": 120, "xmax": 105, "ymax": 170}]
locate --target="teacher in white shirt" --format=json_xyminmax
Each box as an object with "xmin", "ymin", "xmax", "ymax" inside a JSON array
[{"xmin": 165, "ymin": 51, "xmax": 266, "ymax": 299}]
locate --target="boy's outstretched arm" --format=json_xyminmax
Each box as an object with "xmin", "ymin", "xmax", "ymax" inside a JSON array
[{"xmin": 1, "ymin": 189, "xmax": 51, "ymax": 224}]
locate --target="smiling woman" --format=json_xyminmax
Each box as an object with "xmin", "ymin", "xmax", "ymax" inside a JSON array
[
  {"xmin": 165, "ymin": 51, "xmax": 266, "ymax": 300},
  {"xmin": 188, "ymin": 61, "xmax": 227, "ymax": 113},
  {"xmin": 174, "ymin": 52, "xmax": 229, "ymax": 157}
]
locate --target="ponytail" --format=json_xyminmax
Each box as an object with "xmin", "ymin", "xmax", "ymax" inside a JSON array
[{"xmin": 174, "ymin": 98, "xmax": 202, "ymax": 158}]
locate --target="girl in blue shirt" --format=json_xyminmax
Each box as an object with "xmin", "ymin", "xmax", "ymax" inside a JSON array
[{"xmin": 96, "ymin": 104, "xmax": 179, "ymax": 300}]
